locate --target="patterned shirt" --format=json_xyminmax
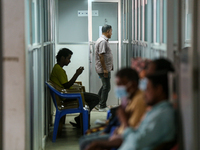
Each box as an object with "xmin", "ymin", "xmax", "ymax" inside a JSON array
[{"xmin": 95, "ymin": 35, "xmax": 113, "ymax": 73}]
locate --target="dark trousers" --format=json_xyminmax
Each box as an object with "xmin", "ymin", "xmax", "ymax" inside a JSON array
[
  {"xmin": 84, "ymin": 92, "xmax": 100, "ymax": 111},
  {"xmin": 98, "ymin": 72, "xmax": 111, "ymax": 108},
  {"xmin": 74, "ymin": 92, "xmax": 100, "ymax": 125}
]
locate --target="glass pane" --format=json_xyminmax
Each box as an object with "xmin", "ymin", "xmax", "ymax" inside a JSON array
[
  {"xmin": 145, "ymin": 4, "xmax": 148, "ymax": 41},
  {"xmin": 43, "ymin": 0, "xmax": 48, "ymax": 42},
  {"xmin": 137, "ymin": 3, "xmax": 139, "ymax": 40},
  {"xmin": 58, "ymin": 0, "xmax": 88, "ymax": 43},
  {"xmin": 32, "ymin": 2, "xmax": 35, "ymax": 44},
  {"xmin": 132, "ymin": 2, "xmax": 135, "ymax": 40},
  {"xmin": 186, "ymin": 13, "xmax": 192, "ymax": 40},
  {"xmin": 163, "ymin": 0, "xmax": 167, "ymax": 43},
  {"xmin": 140, "ymin": 4, "xmax": 143, "ymax": 41},
  {"xmin": 26, "ymin": 0, "xmax": 31, "ymax": 45},
  {"xmin": 92, "ymin": 2, "xmax": 118, "ymax": 41},
  {"xmin": 37, "ymin": 0, "xmax": 41, "ymax": 43},
  {"xmin": 152, "ymin": 2, "xmax": 154, "ymax": 43},
  {"xmin": 123, "ymin": 0, "xmax": 127, "ymax": 40},
  {"xmin": 156, "ymin": 0, "xmax": 160, "ymax": 43}
]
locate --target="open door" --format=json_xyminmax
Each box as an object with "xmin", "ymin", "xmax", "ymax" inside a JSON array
[{"xmin": 88, "ymin": 0, "xmax": 121, "ymax": 106}]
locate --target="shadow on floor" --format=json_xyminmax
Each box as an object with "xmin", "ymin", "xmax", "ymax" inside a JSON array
[{"xmin": 45, "ymin": 110, "xmax": 107, "ymax": 150}]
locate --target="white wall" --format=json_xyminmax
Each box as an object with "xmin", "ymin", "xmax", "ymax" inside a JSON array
[{"xmin": 2, "ymin": 0, "xmax": 26, "ymax": 149}]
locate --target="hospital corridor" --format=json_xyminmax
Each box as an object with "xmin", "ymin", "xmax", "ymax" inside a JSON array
[{"xmin": 0, "ymin": 0, "xmax": 200, "ymax": 150}]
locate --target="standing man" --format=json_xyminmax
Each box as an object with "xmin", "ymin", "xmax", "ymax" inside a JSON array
[{"xmin": 95, "ymin": 24, "xmax": 113, "ymax": 112}]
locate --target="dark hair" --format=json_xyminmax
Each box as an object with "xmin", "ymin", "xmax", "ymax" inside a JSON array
[
  {"xmin": 102, "ymin": 24, "xmax": 112, "ymax": 33},
  {"xmin": 56, "ymin": 48, "xmax": 73, "ymax": 62},
  {"xmin": 147, "ymin": 71, "xmax": 169, "ymax": 98},
  {"xmin": 153, "ymin": 58, "xmax": 175, "ymax": 72},
  {"xmin": 116, "ymin": 68, "xmax": 139, "ymax": 85}
]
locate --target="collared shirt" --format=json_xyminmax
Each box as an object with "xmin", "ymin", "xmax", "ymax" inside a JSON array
[
  {"xmin": 119, "ymin": 101, "xmax": 176, "ymax": 150},
  {"xmin": 95, "ymin": 35, "xmax": 113, "ymax": 73},
  {"xmin": 117, "ymin": 90, "xmax": 147, "ymax": 134}
]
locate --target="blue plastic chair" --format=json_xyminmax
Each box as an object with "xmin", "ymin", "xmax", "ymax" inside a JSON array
[{"xmin": 46, "ymin": 81, "xmax": 89, "ymax": 142}]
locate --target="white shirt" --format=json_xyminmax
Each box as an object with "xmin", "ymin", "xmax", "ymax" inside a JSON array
[{"xmin": 95, "ymin": 35, "xmax": 113, "ymax": 73}]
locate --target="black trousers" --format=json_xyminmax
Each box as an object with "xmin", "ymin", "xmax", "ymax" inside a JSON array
[{"xmin": 83, "ymin": 92, "xmax": 100, "ymax": 111}]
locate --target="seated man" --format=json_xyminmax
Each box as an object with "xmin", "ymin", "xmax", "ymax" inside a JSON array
[
  {"xmin": 50, "ymin": 48, "xmax": 100, "ymax": 127},
  {"xmin": 80, "ymin": 68, "xmax": 147, "ymax": 150},
  {"xmin": 132, "ymin": 57, "xmax": 174, "ymax": 91},
  {"xmin": 85, "ymin": 72, "xmax": 176, "ymax": 150}
]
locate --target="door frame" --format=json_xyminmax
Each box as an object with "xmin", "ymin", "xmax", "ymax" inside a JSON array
[
  {"xmin": 0, "ymin": 0, "xmax": 2, "ymax": 149},
  {"xmin": 189, "ymin": 0, "xmax": 200, "ymax": 149}
]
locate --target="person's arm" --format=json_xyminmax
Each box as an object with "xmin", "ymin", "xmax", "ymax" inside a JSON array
[
  {"xmin": 98, "ymin": 40, "xmax": 109, "ymax": 78},
  {"xmin": 117, "ymin": 106, "xmax": 129, "ymax": 128},
  {"xmin": 84, "ymin": 138, "xmax": 123, "ymax": 150},
  {"xmin": 118, "ymin": 110, "xmax": 175, "ymax": 150},
  {"xmin": 62, "ymin": 67, "xmax": 84, "ymax": 89},
  {"xmin": 99, "ymin": 54, "xmax": 108, "ymax": 78}
]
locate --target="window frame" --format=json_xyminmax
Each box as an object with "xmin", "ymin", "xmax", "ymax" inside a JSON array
[{"xmin": 132, "ymin": 0, "xmax": 147, "ymax": 46}]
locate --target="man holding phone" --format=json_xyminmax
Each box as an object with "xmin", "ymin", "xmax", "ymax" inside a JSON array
[
  {"xmin": 50, "ymin": 48, "xmax": 100, "ymax": 127},
  {"xmin": 95, "ymin": 24, "xmax": 113, "ymax": 112}
]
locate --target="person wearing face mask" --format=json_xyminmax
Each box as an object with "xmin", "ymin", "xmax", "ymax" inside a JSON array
[
  {"xmin": 132, "ymin": 58, "xmax": 175, "ymax": 91},
  {"xmin": 83, "ymin": 68, "xmax": 147, "ymax": 150},
  {"xmin": 131, "ymin": 58, "xmax": 151, "ymax": 91},
  {"xmin": 116, "ymin": 72, "xmax": 176, "ymax": 150}
]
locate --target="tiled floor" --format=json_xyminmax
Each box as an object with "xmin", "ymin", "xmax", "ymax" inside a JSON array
[{"xmin": 45, "ymin": 110, "xmax": 107, "ymax": 150}]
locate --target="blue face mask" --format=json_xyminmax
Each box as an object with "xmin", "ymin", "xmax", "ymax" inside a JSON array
[
  {"xmin": 139, "ymin": 78, "xmax": 148, "ymax": 91},
  {"xmin": 114, "ymin": 86, "xmax": 128, "ymax": 99}
]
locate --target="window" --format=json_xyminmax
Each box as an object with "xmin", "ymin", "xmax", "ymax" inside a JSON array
[
  {"xmin": 185, "ymin": 0, "xmax": 192, "ymax": 41},
  {"xmin": 144, "ymin": 1, "xmax": 148, "ymax": 41},
  {"xmin": 163, "ymin": 0, "xmax": 167, "ymax": 43},
  {"xmin": 132, "ymin": 0, "xmax": 147, "ymax": 43},
  {"xmin": 152, "ymin": 0, "xmax": 166, "ymax": 44},
  {"xmin": 31, "ymin": 1, "xmax": 36, "ymax": 44}
]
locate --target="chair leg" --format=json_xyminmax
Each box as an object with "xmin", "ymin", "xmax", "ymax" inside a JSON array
[
  {"xmin": 80, "ymin": 113, "xmax": 83, "ymax": 135},
  {"xmin": 52, "ymin": 114, "xmax": 61, "ymax": 142},
  {"xmin": 82, "ymin": 110, "xmax": 89, "ymax": 134},
  {"xmin": 57, "ymin": 115, "xmax": 65, "ymax": 137},
  {"xmin": 88, "ymin": 113, "xmax": 90, "ymax": 129}
]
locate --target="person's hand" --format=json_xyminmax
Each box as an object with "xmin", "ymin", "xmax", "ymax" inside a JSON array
[
  {"xmin": 103, "ymin": 69, "xmax": 108, "ymax": 78},
  {"xmin": 76, "ymin": 67, "xmax": 84, "ymax": 75},
  {"xmin": 117, "ymin": 106, "xmax": 128, "ymax": 128},
  {"xmin": 109, "ymin": 133, "xmax": 121, "ymax": 141}
]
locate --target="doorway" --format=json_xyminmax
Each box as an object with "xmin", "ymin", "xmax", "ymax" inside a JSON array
[{"xmin": 88, "ymin": 0, "xmax": 121, "ymax": 106}]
